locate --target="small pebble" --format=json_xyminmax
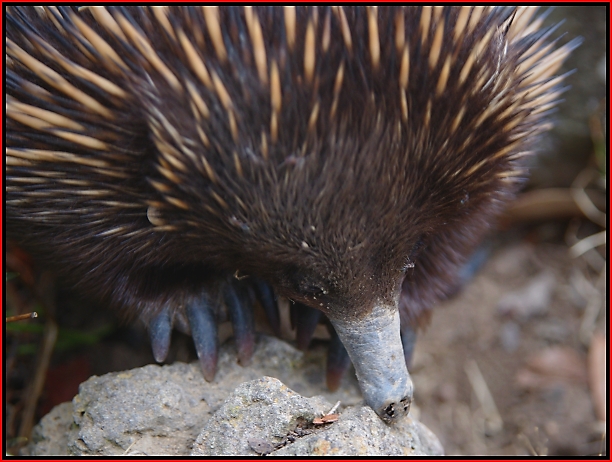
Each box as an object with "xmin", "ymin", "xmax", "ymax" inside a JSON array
[{"xmin": 499, "ymin": 321, "xmax": 521, "ymax": 352}]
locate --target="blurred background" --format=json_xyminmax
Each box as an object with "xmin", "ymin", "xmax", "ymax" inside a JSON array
[
  {"xmin": 5, "ymin": 5, "xmax": 607, "ymax": 456},
  {"xmin": 411, "ymin": 5, "xmax": 608, "ymax": 455}
]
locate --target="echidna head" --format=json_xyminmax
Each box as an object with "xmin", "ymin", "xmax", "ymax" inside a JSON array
[
  {"xmin": 64, "ymin": 5, "xmax": 575, "ymax": 422},
  {"xmin": 149, "ymin": 88, "xmax": 442, "ymax": 306},
  {"xmin": 4, "ymin": 3, "xmax": 581, "ymax": 426},
  {"xmin": 144, "ymin": 65, "xmax": 436, "ymax": 419}
]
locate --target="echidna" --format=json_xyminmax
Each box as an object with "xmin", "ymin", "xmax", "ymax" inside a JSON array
[{"xmin": 6, "ymin": 6, "xmax": 578, "ymax": 423}]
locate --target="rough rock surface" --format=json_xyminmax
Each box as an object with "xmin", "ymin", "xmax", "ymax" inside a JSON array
[
  {"xmin": 193, "ymin": 377, "xmax": 443, "ymax": 456},
  {"xmin": 28, "ymin": 402, "xmax": 73, "ymax": 456},
  {"xmin": 26, "ymin": 335, "xmax": 442, "ymax": 456}
]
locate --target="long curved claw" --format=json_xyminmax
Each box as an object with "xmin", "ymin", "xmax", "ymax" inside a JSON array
[
  {"xmin": 252, "ymin": 279, "xmax": 281, "ymax": 337},
  {"xmin": 326, "ymin": 324, "xmax": 352, "ymax": 391},
  {"xmin": 400, "ymin": 324, "xmax": 417, "ymax": 370},
  {"xmin": 186, "ymin": 295, "xmax": 218, "ymax": 382},
  {"xmin": 224, "ymin": 282, "xmax": 255, "ymax": 366},
  {"xmin": 148, "ymin": 307, "xmax": 173, "ymax": 363},
  {"xmin": 294, "ymin": 302, "xmax": 322, "ymax": 351},
  {"xmin": 452, "ymin": 243, "xmax": 491, "ymax": 295},
  {"xmin": 330, "ymin": 305, "xmax": 413, "ymax": 423}
]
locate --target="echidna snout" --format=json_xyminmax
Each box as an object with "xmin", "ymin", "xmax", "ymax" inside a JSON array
[{"xmin": 6, "ymin": 6, "xmax": 578, "ymax": 423}]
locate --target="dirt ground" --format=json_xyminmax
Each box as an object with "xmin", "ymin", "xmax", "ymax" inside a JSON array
[{"xmin": 411, "ymin": 228, "xmax": 607, "ymax": 456}]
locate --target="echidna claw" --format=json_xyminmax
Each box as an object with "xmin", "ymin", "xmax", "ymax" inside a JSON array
[
  {"xmin": 149, "ymin": 280, "xmax": 270, "ymax": 380},
  {"xmin": 400, "ymin": 324, "xmax": 417, "ymax": 370},
  {"xmin": 148, "ymin": 306, "xmax": 172, "ymax": 363},
  {"xmin": 326, "ymin": 324, "xmax": 352, "ymax": 391},
  {"xmin": 294, "ymin": 302, "xmax": 322, "ymax": 351},
  {"xmin": 224, "ymin": 282, "xmax": 255, "ymax": 366},
  {"xmin": 252, "ymin": 280, "xmax": 281, "ymax": 337},
  {"xmin": 186, "ymin": 294, "xmax": 218, "ymax": 382}
]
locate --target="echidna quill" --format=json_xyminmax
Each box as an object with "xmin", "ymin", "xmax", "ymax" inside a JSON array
[{"xmin": 6, "ymin": 6, "xmax": 578, "ymax": 422}]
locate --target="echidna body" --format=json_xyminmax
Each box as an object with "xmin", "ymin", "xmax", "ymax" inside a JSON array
[{"xmin": 6, "ymin": 6, "xmax": 577, "ymax": 422}]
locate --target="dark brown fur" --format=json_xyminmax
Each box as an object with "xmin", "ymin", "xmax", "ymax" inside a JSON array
[{"xmin": 6, "ymin": 7, "xmax": 574, "ymax": 332}]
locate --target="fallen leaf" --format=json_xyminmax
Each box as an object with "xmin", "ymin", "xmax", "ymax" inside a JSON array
[{"xmin": 313, "ymin": 413, "xmax": 339, "ymax": 425}]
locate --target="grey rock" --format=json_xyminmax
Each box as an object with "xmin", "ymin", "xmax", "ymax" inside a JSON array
[
  {"xmin": 68, "ymin": 362, "xmax": 210, "ymax": 455},
  {"xmin": 27, "ymin": 402, "xmax": 73, "ymax": 456},
  {"xmin": 27, "ymin": 335, "xmax": 442, "ymax": 456},
  {"xmin": 192, "ymin": 376, "xmax": 330, "ymax": 455},
  {"xmin": 274, "ymin": 404, "xmax": 443, "ymax": 456},
  {"xmin": 193, "ymin": 377, "xmax": 443, "ymax": 456}
]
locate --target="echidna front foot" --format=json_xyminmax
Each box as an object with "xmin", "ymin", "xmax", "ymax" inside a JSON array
[
  {"xmin": 148, "ymin": 307, "xmax": 173, "ymax": 363},
  {"xmin": 222, "ymin": 282, "xmax": 255, "ymax": 366},
  {"xmin": 400, "ymin": 324, "xmax": 418, "ymax": 370},
  {"xmin": 325, "ymin": 325, "xmax": 351, "ymax": 392},
  {"xmin": 251, "ymin": 280, "xmax": 281, "ymax": 337},
  {"xmin": 148, "ymin": 279, "xmax": 276, "ymax": 381},
  {"xmin": 186, "ymin": 293, "xmax": 219, "ymax": 382},
  {"xmin": 292, "ymin": 302, "xmax": 323, "ymax": 351}
]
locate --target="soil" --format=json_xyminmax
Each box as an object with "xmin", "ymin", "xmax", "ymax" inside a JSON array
[{"xmin": 410, "ymin": 227, "xmax": 607, "ymax": 456}]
